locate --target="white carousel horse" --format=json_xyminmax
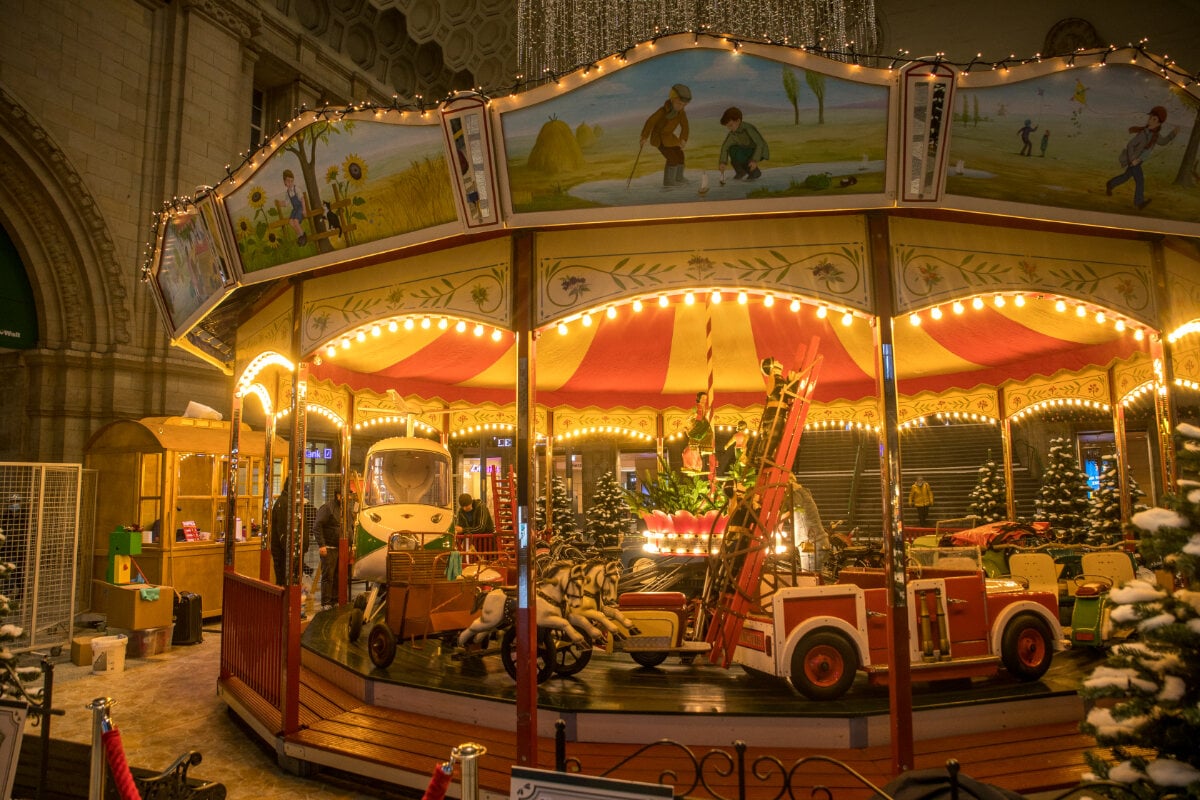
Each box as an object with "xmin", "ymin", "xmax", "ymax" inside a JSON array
[
  {"xmin": 457, "ymin": 560, "xmax": 602, "ymax": 648},
  {"xmin": 567, "ymin": 559, "xmax": 640, "ymax": 637}
]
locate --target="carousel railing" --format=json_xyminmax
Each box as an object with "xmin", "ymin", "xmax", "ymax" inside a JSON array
[
  {"xmin": 553, "ymin": 721, "xmax": 1144, "ymax": 800},
  {"xmin": 219, "ymin": 572, "xmax": 286, "ymax": 710}
]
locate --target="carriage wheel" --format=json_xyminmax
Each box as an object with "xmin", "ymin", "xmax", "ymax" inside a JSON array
[
  {"xmin": 551, "ymin": 632, "xmax": 593, "ymax": 676},
  {"xmin": 1001, "ymin": 613, "xmax": 1053, "ymax": 681},
  {"xmin": 630, "ymin": 650, "xmax": 669, "ymax": 668},
  {"xmin": 500, "ymin": 627, "xmax": 556, "ymax": 683},
  {"xmin": 347, "ymin": 607, "xmax": 365, "ymax": 643},
  {"xmin": 367, "ymin": 622, "xmax": 397, "ymax": 669},
  {"xmin": 790, "ymin": 630, "xmax": 858, "ymax": 700}
]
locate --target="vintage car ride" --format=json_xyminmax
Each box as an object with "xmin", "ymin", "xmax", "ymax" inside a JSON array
[{"xmin": 732, "ymin": 546, "xmax": 1064, "ymax": 700}]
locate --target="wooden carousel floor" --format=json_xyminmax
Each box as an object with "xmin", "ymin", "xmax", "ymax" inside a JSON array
[{"xmin": 218, "ymin": 605, "xmax": 1118, "ymax": 799}]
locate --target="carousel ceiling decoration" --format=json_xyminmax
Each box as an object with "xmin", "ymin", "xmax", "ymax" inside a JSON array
[{"xmin": 517, "ymin": 0, "xmax": 879, "ymax": 82}]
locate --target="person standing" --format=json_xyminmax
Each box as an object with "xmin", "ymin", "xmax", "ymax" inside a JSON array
[
  {"xmin": 315, "ymin": 489, "xmax": 343, "ymax": 610},
  {"xmin": 908, "ymin": 476, "xmax": 934, "ymax": 527},
  {"xmin": 1017, "ymin": 119, "xmax": 1038, "ymax": 156},
  {"xmin": 454, "ymin": 493, "xmax": 495, "ymax": 552},
  {"xmin": 640, "ymin": 83, "xmax": 691, "ymax": 187},
  {"xmin": 270, "ymin": 476, "xmax": 292, "ymax": 587}
]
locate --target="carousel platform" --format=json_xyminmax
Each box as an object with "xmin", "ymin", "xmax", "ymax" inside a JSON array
[
  {"xmin": 298, "ymin": 605, "xmax": 1099, "ymax": 749},
  {"xmin": 215, "ymin": 604, "xmax": 1114, "ymax": 798}
]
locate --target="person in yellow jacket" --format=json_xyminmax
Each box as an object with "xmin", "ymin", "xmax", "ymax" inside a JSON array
[{"xmin": 908, "ymin": 475, "xmax": 934, "ymax": 527}]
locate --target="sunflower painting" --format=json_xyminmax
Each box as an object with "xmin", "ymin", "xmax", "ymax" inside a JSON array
[{"xmin": 224, "ymin": 119, "xmax": 457, "ymax": 277}]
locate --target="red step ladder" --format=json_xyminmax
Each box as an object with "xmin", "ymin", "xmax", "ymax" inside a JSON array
[
  {"xmin": 489, "ymin": 466, "xmax": 518, "ymax": 559},
  {"xmin": 705, "ymin": 338, "xmax": 822, "ymax": 668}
]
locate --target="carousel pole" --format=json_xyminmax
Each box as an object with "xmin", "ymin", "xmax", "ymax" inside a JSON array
[
  {"xmin": 339, "ymin": 393, "xmax": 354, "ymax": 606},
  {"xmin": 998, "ymin": 393, "xmax": 1016, "ymax": 520},
  {"xmin": 261, "ymin": 385, "xmax": 278, "ymax": 582},
  {"xmin": 1108, "ymin": 365, "xmax": 1133, "ymax": 536},
  {"xmin": 513, "ymin": 231, "xmax": 539, "ymax": 766},
  {"xmin": 1149, "ymin": 241, "xmax": 1177, "ymax": 498},
  {"xmin": 705, "ymin": 295, "xmax": 717, "ymax": 483},
  {"xmin": 283, "ymin": 283, "xmax": 308, "ymax": 736},
  {"xmin": 225, "ymin": 392, "xmax": 243, "ymax": 570},
  {"xmin": 868, "ymin": 212, "xmax": 913, "ymax": 775}
]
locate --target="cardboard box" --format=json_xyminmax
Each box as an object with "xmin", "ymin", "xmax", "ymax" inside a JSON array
[
  {"xmin": 71, "ymin": 633, "xmax": 103, "ymax": 667},
  {"xmin": 91, "ymin": 580, "xmax": 174, "ymax": 630}
]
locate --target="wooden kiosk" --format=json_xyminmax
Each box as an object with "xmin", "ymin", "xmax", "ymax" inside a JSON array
[{"xmin": 84, "ymin": 415, "xmax": 285, "ymax": 618}]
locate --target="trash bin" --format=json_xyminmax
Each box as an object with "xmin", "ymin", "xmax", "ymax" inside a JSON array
[{"xmin": 90, "ymin": 634, "xmax": 128, "ymax": 673}]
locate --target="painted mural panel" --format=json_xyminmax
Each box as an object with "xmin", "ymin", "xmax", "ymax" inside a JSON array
[
  {"xmin": 945, "ymin": 63, "xmax": 1199, "ymax": 226},
  {"xmin": 222, "ymin": 117, "xmax": 457, "ymax": 281},
  {"xmin": 151, "ymin": 197, "xmax": 233, "ymax": 339},
  {"xmin": 499, "ymin": 45, "xmax": 890, "ymax": 216}
]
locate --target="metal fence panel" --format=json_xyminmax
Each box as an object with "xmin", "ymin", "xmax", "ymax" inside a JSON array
[{"xmin": 0, "ymin": 463, "xmax": 82, "ymax": 654}]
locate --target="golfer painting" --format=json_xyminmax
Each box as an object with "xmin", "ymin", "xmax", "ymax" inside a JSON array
[{"xmin": 640, "ymin": 83, "xmax": 692, "ymax": 187}]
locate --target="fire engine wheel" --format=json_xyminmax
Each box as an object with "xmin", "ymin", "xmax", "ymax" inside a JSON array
[
  {"xmin": 551, "ymin": 633, "xmax": 593, "ymax": 676},
  {"xmin": 347, "ymin": 607, "xmax": 365, "ymax": 643},
  {"xmin": 630, "ymin": 651, "xmax": 669, "ymax": 668},
  {"xmin": 790, "ymin": 631, "xmax": 859, "ymax": 700},
  {"xmin": 367, "ymin": 622, "xmax": 397, "ymax": 669},
  {"xmin": 1001, "ymin": 613, "xmax": 1053, "ymax": 681},
  {"xmin": 500, "ymin": 627, "xmax": 556, "ymax": 683}
]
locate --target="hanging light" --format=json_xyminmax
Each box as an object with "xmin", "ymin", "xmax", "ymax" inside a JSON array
[
  {"xmin": 908, "ymin": 313, "xmax": 921, "ymax": 326},
  {"xmin": 930, "ymin": 306, "xmax": 943, "ymax": 320},
  {"xmin": 952, "ymin": 301, "xmax": 965, "ymax": 315}
]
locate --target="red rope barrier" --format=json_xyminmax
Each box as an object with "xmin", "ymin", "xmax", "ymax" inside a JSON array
[
  {"xmin": 421, "ymin": 762, "xmax": 453, "ymax": 800},
  {"xmin": 102, "ymin": 728, "xmax": 142, "ymax": 800}
]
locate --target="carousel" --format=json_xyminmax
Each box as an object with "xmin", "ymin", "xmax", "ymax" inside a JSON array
[{"xmin": 140, "ymin": 30, "xmax": 1200, "ymax": 796}]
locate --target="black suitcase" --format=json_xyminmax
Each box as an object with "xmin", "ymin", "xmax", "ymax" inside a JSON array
[{"xmin": 173, "ymin": 591, "xmax": 204, "ymax": 645}]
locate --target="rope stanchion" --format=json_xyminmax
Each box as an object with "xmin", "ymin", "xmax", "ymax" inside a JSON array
[
  {"xmin": 102, "ymin": 728, "xmax": 142, "ymax": 800},
  {"xmin": 421, "ymin": 761, "xmax": 454, "ymax": 800}
]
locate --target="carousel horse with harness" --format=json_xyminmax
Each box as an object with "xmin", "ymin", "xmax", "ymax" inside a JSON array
[{"xmin": 567, "ymin": 559, "xmax": 641, "ymax": 638}]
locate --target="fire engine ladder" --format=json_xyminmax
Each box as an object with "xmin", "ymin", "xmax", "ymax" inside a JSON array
[
  {"xmin": 705, "ymin": 338, "xmax": 822, "ymax": 668},
  {"xmin": 490, "ymin": 466, "xmax": 518, "ymax": 559}
]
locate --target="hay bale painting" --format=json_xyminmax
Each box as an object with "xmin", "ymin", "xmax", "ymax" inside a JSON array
[{"xmin": 528, "ymin": 115, "xmax": 584, "ymax": 174}]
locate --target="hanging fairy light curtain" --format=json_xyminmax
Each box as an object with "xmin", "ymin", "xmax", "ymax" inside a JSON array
[{"xmin": 517, "ymin": 0, "xmax": 879, "ymax": 80}]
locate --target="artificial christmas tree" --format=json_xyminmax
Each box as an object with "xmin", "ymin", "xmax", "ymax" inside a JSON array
[
  {"xmin": 536, "ymin": 475, "xmax": 580, "ymax": 543},
  {"xmin": 1034, "ymin": 437, "xmax": 1092, "ymax": 542},
  {"xmin": 967, "ymin": 454, "xmax": 1008, "ymax": 523},
  {"xmin": 1078, "ymin": 424, "xmax": 1200, "ymax": 799},
  {"xmin": 1087, "ymin": 454, "xmax": 1146, "ymax": 546},
  {"xmin": 584, "ymin": 471, "xmax": 632, "ymax": 552}
]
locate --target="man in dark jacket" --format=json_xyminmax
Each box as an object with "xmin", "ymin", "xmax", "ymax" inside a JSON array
[
  {"xmin": 315, "ymin": 489, "xmax": 342, "ymax": 609},
  {"xmin": 454, "ymin": 492, "xmax": 495, "ymax": 552},
  {"xmin": 270, "ymin": 477, "xmax": 292, "ymax": 587}
]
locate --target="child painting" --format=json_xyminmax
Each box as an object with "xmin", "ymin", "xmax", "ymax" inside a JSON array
[
  {"xmin": 640, "ymin": 83, "xmax": 692, "ymax": 187},
  {"xmin": 282, "ymin": 169, "xmax": 308, "ymax": 246},
  {"xmin": 717, "ymin": 107, "xmax": 769, "ymax": 181}
]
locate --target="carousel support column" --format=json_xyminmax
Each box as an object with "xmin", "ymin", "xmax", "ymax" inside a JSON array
[
  {"xmin": 282, "ymin": 279, "xmax": 309, "ymax": 736},
  {"xmin": 339, "ymin": 395, "xmax": 353, "ymax": 606},
  {"xmin": 1151, "ymin": 335, "xmax": 1177, "ymax": 498},
  {"xmin": 513, "ymin": 231, "xmax": 539, "ymax": 766},
  {"xmin": 282, "ymin": 361, "xmax": 308, "ymax": 735},
  {"xmin": 225, "ymin": 393, "xmax": 243, "ymax": 571},
  {"xmin": 998, "ymin": 394, "xmax": 1016, "ymax": 520},
  {"xmin": 261, "ymin": 400, "xmax": 278, "ymax": 582},
  {"xmin": 868, "ymin": 213, "xmax": 913, "ymax": 774},
  {"xmin": 1108, "ymin": 366, "xmax": 1133, "ymax": 540},
  {"xmin": 544, "ymin": 411, "xmax": 555, "ymax": 538}
]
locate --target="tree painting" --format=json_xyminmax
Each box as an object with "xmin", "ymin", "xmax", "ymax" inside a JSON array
[
  {"xmin": 782, "ymin": 66, "xmax": 800, "ymax": 124},
  {"xmin": 806, "ymin": 70, "xmax": 827, "ymax": 124}
]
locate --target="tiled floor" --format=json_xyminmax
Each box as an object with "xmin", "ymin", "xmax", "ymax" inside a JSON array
[{"xmin": 22, "ymin": 623, "xmax": 415, "ymax": 799}]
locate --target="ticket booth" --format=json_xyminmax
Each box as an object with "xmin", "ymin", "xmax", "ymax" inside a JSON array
[{"xmin": 84, "ymin": 416, "xmax": 286, "ymax": 618}]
